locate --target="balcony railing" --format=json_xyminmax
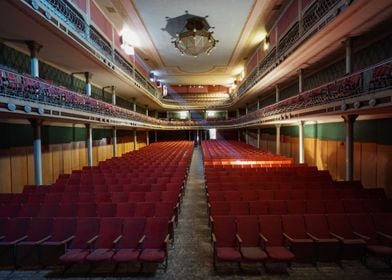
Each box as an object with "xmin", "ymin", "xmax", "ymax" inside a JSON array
[{"xmin": 1, "ymin": 60, "xmax": 390, "ymax": 129}]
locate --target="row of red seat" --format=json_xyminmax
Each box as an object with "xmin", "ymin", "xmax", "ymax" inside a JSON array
[
  {"xmin": 0, "ymin": 216, "xmax": 169, "ymax": 269},
  {"xmin": 211, "ymin": 213, "xmax": 392, "ymax": 269},
  {"xmin": 208, "ymin": 199, "xmax": 392, "ymax": 216}
]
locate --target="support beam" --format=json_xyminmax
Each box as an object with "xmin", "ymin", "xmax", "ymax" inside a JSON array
[
  {"xmin": 298, "ymin": 69, "xmax": 304, "ymax": 93},
  {"xmin": 26, "ymin": 41, "xmax": 42, "ymax": 78},
  {"xmin": 276, "ymin": 124, "xmax": 281, "ymax": 155},
  {"xmin": 112, "ymin": 127, "xmax": 117, "ymax": 157},
  {"xmin": 275, "ymin": 84, "xmax": 280, "ymax": 103},
  {"xmin": 111, "ymin": 86, "xmax": 116, "ymax": 105},
  {"xmin": 84, "ymin": 72, "xmax": 92, "ymax": 96},
  {"xmin": 257, "ymin": 128, "xmax": 260, "ymax": 149},
  {"xmin": 133, "ymin": 129, "xmax": 137, "ymax": 150},
  {"xmin": 87, "ymin": 124, "xmax": 93, "ymax": 166},
  {"xmin": 343, "ymin": 114, "xmax": 358, "ymax": 181},
  {"xmin": 298, "ymin": 121, "xmax": 305, "ymax": 163},
  {"xmin": 345, "ymin": 37, "xmax": 352, "ymax": 75},
  {"xmin": 30, "ymin": 119, "xmax": 43, "ymax": 185}
]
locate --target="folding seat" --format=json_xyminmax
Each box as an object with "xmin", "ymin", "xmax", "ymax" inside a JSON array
[
  {"xmin": 0, "ymin": 217, "xmax": 9, "ymax": 238},
  {"xmin": 236, "ymin": 216, "xmax": 267, "ymax": 263},
  {"xmin": 112, "ymin": 217, "xmax": 145, "ymax": 266},
  {"xmin": 150, "ymin": 184, "xmax": 166, "ymax": 192},
  {"xmin": 139, "ymin": 217, "xmax": 170, "ymax": 271},
  {"xmin": 281, "ymin": 215, "xmax": 315, "ymax": 263},
  {"xmin": 257, "ymin": 190, "xmax": 274, "ymax": 200},
  {"xmin": 342, "ymin": 199, "xmax": 364, "ymax": 213},
  {"xmin": 229, "ymin": 202, "xmax": 249, "ymax": 215},
  {"xmin": 348, "ymin": 213, "xmax": 392, "ymax": 265},
  {"xmin": 224, "ymin": 191, "xmax": 241, "ymax": 202},
  {"xmin": 268, "ymin": 200, "xmax": 287, "ymax": 215},
  {"xmin": 258, "ymin": 215, "xmax": 295, "ymax": 265},
  {"xmin": 43, "ymin": 193, "xmax": 62, "ymax": 204},
  {"xmin": 77, "ymin": 203, "xmax": 97, "ymax": 217},
  {"xmin": 371, "ymin": 213, "xmax": 392, "ymax": 235},
  {"xmin": 15, "ymin": 218, "xmax": 53, "ymax": 266},
  {"xmin": 57, "ymin": 203, "xmax": 77, "ymax": 217},
  {"xmin": 85, "ymin": 218, "xmax": 123, "ymax": 265},
  {"xmin": 305, "ymin": 200, "xmax": 326, "ymax": 214},
  {"xmin": 324, "ymin": 200, "xmax": 345, "ymax": 213},
  {"xmin": 209, "ymin": 202, "xmax": 230, "ymax": 216},
  {"xmin": 27, "ymin": 194, "xmax": 46, "ymax": 204},
  {"xmin": 211, "ymin": 216, "xmax": 242, "ymax": 271},
  {"xmin": 0, "ymin": 217, "xmax": 30, "ymax": 266},
  {"xmin": 326, "ymin": 214, "xmax": 366, "ymax": 260},
  {"xmin": 37, "ymin": 204, "xmax": 59, "ymax": 217},
  {"xmin": 59, "ymin": 218, "xmax": 100, "ymax": 265},
  {"xmin": 249, "ymin": 201, "xmax": 269, "ymax": 215},
  {"xmin": 304, "ymin": 214, "xmax": 339, "ymax": 262},
  {"xmin": 116, "ymin": 203, "xmax": 136, "ymax": 217},
  {"xmin": 93, "ymin": 185, "xmax": 107, "ymax": 193},
  {"xmin": 362, "ymin": 188, "xmax": 386, "ymax": 199},
  {"xmin": 161, "ymin": 191, "xmax": 180, "ymax": 207},
  {"xmin": 274, "ymin": 190, "xmax": 290, "ymax": 200},
  {"xmin": 111, "ymin": 192, "xmax": 128, "ymax": 203},
  {"xmin": 97, "ymin": 203, "xmax": 116, "ymax": 217},
  {"xmin": 107, "ymin": 184, "xmax": 123, "ymax": 193},
  {"xmin": 95, "ymin": 193, "xmax": 111, "ymax": 203},
  {"xmin": 128, "ymin": 192, "xmax": 145, "ymax": 203},
  {"xmin": 290, "ymin": 190, "xmax": 307, "ymax": 200},
  {"xmin": 323, "ymin": 189, "xmax": 340, "ymax": 200},
  {"xmin": 134, "ymin": 202, "xmax": 155, "ymax": 217},
  {"xmin": 362, "ymin": 199, "xmax": 384, "ymax": 213},
  {"xmin": 79, "ymin": 185, "xmax": 94, "ymax": 193},
  {"xmin": 154, "ymin": 202, "xmax": 176, "ymax": 238},
  {"xmin": 287, "ymin": 200, "xmax": 306, "ymax": 214},
  {"xmin": 145, "ymin": 192, "xmax": 162, "ymax": 203},
  {"xmin": 0, "ymin": 203, "xmax": 21, "ymax": 217},
  {"xmin": 17, "ymin": 203, "xmax": 41, "ymax": 217},
  {"xmin": 306, "ymin": 190, "xmax": 323, "ymax": 200},
  {"xmin": 39, "ymin": 218, "xmax": 76, "ymax": 266},
  {"xmin": 241, "ymin": 190, "xmax": 258, "ymax": 201},
  {"xmin": 78, "ymin": 193, "xmax": 95, "ymax": 203},
  {"xmin": 61, "ymin": 193, "xmax": 79, "ymax": 204}
]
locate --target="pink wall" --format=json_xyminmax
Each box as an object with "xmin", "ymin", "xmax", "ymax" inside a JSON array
[
  {"xmin": 90, "ymin": 1, "xmax": 112, "ymax": 40},
  {"xmin": 71, "ymin": 0, "xmax": 87, "ymax": 13},
  {"xmin": 277, "ymin": 0, "xmax": 298, "ymax": 38},
  {"xmin": 302, "ymin": 0, "xmax": 314, "ymax": 9}
]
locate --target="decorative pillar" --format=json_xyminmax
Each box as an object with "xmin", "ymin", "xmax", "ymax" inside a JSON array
[
  {"xmin": 275, "ymin": 84, "xmax": 280, "ymax": 103},
  {"xmin": 155, "ymin": 130, "xmax": 158, "ymax": 142},
  {"xmin": 257, "ymin": 99, "xmax": 261, "ymax": 110},
  {"xmin": 245, "ymin": 129, "xmax": 249, "ymax": 144},
  {"xmin": 236, "ymin": 108, "xmax": 240, "ymax": 118},
  {"xmin": 298, "ymin": 121, "xmax": 305, "ymax": 163},
  {"xmin": 225, "ymin": 111, "xmax": 229, "ymax": 120},
  {"xmin": 238, "ymin": 130, "xmax": 241, "ymax": 142},
  {"xmin": 298, "ymin": 69, "xmax": 304, "ymax": 93},
  {"xmin": 257, "ymin": 128, "xmax": 260, "ymax": 149},
  {"xmin": 133, "ymin": 129, "xmax": 137, "ymax": 150},
  {"xmin": 245, "ymin": 104, "xmax": 249, "ymax": 115},
  {"xmin": 343, "ymin": 114, "xmax": 358, "ymax": 181},
  {"xmin": 87, "ymin": 124, "xmax": 93, "ymax": 166},
  {"xmin": 84, "ymin": 72, "xmax": 92, "ymax": 96},
  {"xmin": 30, "ymin": 119, "xmax": 43, "ymax": 185},
  {"xmin": 132, "ymin": 99, "xmax": 137, "ymax": 112},
  {"xmin": 345, "ymin": 37, "xmax": 352, "ymax": 75},
  {"xmin": 111, "ymin": 86, "xmax": 116, "ymax": 105},
  {"xmin": 276, "ymin": 124, "xmax": 281, "ymax": 155},
  {"xmin": 112, "ymin": 127, "xmax": 117, "ymax": 157},
  {"xmin": 26, "ymin": 41, "xmax": 42, "ymax": 77}
]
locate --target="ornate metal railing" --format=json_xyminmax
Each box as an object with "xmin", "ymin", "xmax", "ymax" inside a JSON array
[{"xmin": 89, "ymin": 26, "xmax": 113, "ymax": 59}]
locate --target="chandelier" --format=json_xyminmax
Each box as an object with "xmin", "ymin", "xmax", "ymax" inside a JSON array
[{"xmin": 172, "ymin": 16, "xmax": 218, "ymax": 57}]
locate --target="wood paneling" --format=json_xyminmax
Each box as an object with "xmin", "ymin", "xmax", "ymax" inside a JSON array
[
  {"xmin": 377, "ymin": 145, "xmax": 392, "ymax": 197},
  {"xmin": 10, "ymin": 148, "xmax": 28, "ymax": 193},
  {"xmin": 304, "ymin": 138, "xmax": 316, "ymax": 166},
  {"xmin": 361, "ymin": 143, "xmax": 378, "ymax": 188},
  {"xmin": 0, "ymin": 150, "xmax": 12, "ymax": 193},
  {"xmin": 327, "ymin": 140, "xmax": 338, "ymax": 179},
  {"xmin": 336, "ymin": 141, "xmax": 345, "ymax": 181},
  {"xmin": 42, "ymin": 146, "xmax": 53, "ymax": 185},
  {"xmin": 353, "ymin": 142, "xmax": 361, "ymax": 181}
]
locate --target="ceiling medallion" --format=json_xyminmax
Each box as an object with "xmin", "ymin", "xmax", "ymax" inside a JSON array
[{"xmin": 171, "ymin": 16, "xmax": 218, "ymax": 57}]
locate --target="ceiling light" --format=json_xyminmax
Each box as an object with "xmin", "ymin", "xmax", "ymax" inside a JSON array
[{"xmin": 172, "ymin": 16, "xmax": 219, "ymax": 57}]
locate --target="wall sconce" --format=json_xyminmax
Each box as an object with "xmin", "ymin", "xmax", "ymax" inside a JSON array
[
  {"xmin": 120, "ymin": 35, "xmax": 135, "ymax": 56},
  {"xmin": 263, "ymin": 35, "xmax": 270, "ymax": 51}
]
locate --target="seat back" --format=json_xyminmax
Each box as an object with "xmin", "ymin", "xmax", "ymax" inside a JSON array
[
  {"xmin": 281, "ymin": 215, "xmax": 307, "ymax": 239},
  {"xmin": 348, "ymin": 214, "xmax": 378, "ymax": 244},
  {"xmin": 236, "ymin": 215, "xmax": 260, "ymax": 247},
  {"xmin": 3, "ymin": 217, "xmax": 30, "ymax": 241},
  {"xmin": 249, "ymin": 201, "xmax": 268, "ymax": 215},
  {"xmin": 26, "ymin": 218, "xmax": 52, "ymax": 241},
  {"xmin": 210, "ymin": 202, "xmax": 230, "ymax": 216},
  {"xmin": 305, "ymin": 200, "xmax": 326, "ymax": 214},
  {"xmin": 145, "ymin": 192, "xmax": 162, "ymax": 203},
  {"xmin": 304, "ymin": 214, "xmax": 329, "ymax": 238},
  {"xmin": 213, "ymin": 216, "xmax": 237, "ymax": 247},
  {"xmin": 287, "ymin": 200, "xmax": 306, "ymax": 214},
  {"xmin": 371, "ymin": 213, "xmax": 392, "ymax": 235},
  {"xmin": 111, "ymin": 192, "xmax": 128, "ymax": 203},
  {"xmin": 51, "ymin": 218, "xmax": 76, "ymax": 241},
  {"xmin": 37, "ymin": 204, "xmax": 59, "ymax": 217},
  {"xmin": 154, "ymin": 202, "xmax": 174, "ymax": 218},
  {"xmin": 326, "ymin": 214, "xmax": 354, "ymax": 238},
  {"xmin": 128, "ymin": 192, "xmax": 145, "ymax": 202},
  {"xmin": 77, "ymin": 203, "xmax": 96, "ymax": 217},
  {"xmin": 342, "ymin": 200, "xmax": 364, "ymax": 213},
  {"xmin": 324, "ymin": 200, "xmax": 344, "ymax": 213},
  {"xmin": 95, "ymin": 218, "xmax": 123, "ymax": 248},
  {"xmin": 97, "ymin": 203, "xmax": 116, "ymax": 217},
  {"xmin": 18, "ymin": 203, "xmax": 40, "ymax": 217},
  {"xmin": 259, "ymin": 215, "xmax": 283, "ymax": 246},
  {"xmin": 57, "ymin": 203, "xmax": 77, "ymax": 217},
  {"xmin": 229, "ymin": 202, "xmax": 249, "ymax": 215},
  {"xmin": 134, "ymin": 202, "xmax": 155, "ymax": 217},
  {"xmin": 268, "ymin": 200, "xmax": 287, "ymax": 215},
  {"xmin": 120, "ymin": 217, "xmax": 146, "ymax": 248},
  {"xmin": 143, "ymin": 217, "xmax": 168, "ymax": 249},
  {"xmin": 116, "ymin": 203, "xmax": 136, "ymax": 217},
  {"xmin": 70, "ymin": 218, "xmax": 99, "ymax": 249}
]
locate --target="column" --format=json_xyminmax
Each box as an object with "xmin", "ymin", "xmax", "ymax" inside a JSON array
[
  {"xmin": 236, "ymin": 108, "xmax": 240, "ymax": 118},
  {"xmin": 111, "ymin": 86, "xmax": 116, "ymax": 105},
  {"xmin": 188, "ymin": 130, "xmax": 191, "ymax": 141},
  {"xmin": 257, "ymin": 128, "xmax": 260, "ymax": 149},
  {"xmin": 237, "ymin": 130, "xmax": 241, "ymax": 142},
  {"xmin": 257, "ymin": 99, "xmax": 261, "ymax": 110},
  {"xmin": 84, "ymin": 72, "xmax": 92, "ymax": 96},
  {"xmin": 26, "ymin": 41, "xmax": 42, "ymax": 77},
  {"xmin": 298, "ymin": 121, "xmax": 305, "ymax": 163},
  {"xmin": 298, "ymin": 69, "xmax": 304, "ymax": 93},
  {"xmin": 132, "ymin": 98, "xmax": 136, "ymax": 112},
  {"xmin": 275, "ymin": 84, "xmax": 280, "ymax": 103},
  {"xmin": 343, "ymin": 114, "xmax": 358, "ymax": 181},
  {"xmin": 225, "ymin": 111, "xmax": 229, "ymax": 120},
  {"xmin": 146, "ymin": 131, "xmax": 149, "ymax": 145},
  {"xmin": 87, "ymin": 124, "xmax": 93, "ymax": 167},
  {"xmin": 112, "ymin": 127, "xmax": 117, "ymax": 157},
  {"xmin": 133, "ymin": 129, "xmax": 137, "ymax": 150},
  {"xmin": 245, "ymin": 129, "xmax": 249, "ymax": 145},
  {"xmin": 276, "ymin": 124, "xmax": 281, "ymax": 155},
  {"xmin": 245, "ymin": 104, "xmax": 248, "ymax": 115},
  {"xmin": 31, "ymin": 119, "xmax": 43, "ymax": 185},
  {"xmin": 345, "ymin": 37, "xmax": 352, "ymax": 75},
  {"xmin": 155, "ymin": 130, "xmax": 158, "ymax": 142}
]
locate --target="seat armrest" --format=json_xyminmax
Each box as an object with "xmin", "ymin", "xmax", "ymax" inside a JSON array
[
  {"xmin": 138, "ymin": 235, "xmax": 146, "ymax": 247},
  {"xmin": 259, "ymin": 233, "xmax": 268, "ymax": 243},
  {"xmin": 329, "ymin": 231, "xmax": 344, "ymax": 241},
  {"xmin": 236, "ymin": 234, "xmax": 242, "ymax": 244},
  {"xmin": 113, "ymin": 235, "xmax": 122, "ymax": 245},
  {"xmin": 164, "ymin": 234, "xmax": 170, "ymax": 244},
  {"xmin": 377, "ymin": 231, "xmax": 392, "ymax": 244},
  {"xmin": 87, "ymin": 235, "xmax": 99, "ymax": 250},
  {"xmin": 36, "ymin": 235, "xmax": 52, "ymax": 245},
  {"xmin": 306, "ymin": 232, "xmax": 319, "ymax": 241},
  {"xmin": 353, "ymin": 231, "xmax": 370, "ymax": 241},
  {"xmin": 282, "ymin": 232, "xmax": 293, "ymax": 242},
  {"xmin": 12, "ymin": 235, "xmax": 28, "ymax": 245},
  {"xmin": 209, "ymin": 216, "xmax": 214, "ymax": 224},
  {"xmin": 212, "ymin": 233, "xmax": 217, "ymax": 243}
]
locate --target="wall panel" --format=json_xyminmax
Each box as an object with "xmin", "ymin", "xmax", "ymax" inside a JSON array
[
  {"xmin": 360, "ymin": 143, "xmax": 378, "ymax": 188},
  {"xmin": 377, "ymin": 145, "xmax": 392, "ymax": 197},
  {"xmin": 0, "ymin": 150, "xmax": 12, "ymax": 193},
  {"xmin": 10, "ymin": 148, "xmax": 28, "ymax": 193},
  {"xmin": 327, "ymin": 140, "xmax": 338, "ymax": 179}
]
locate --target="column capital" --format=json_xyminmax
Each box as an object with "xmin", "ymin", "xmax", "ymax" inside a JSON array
[
  {"xmin": 84, "ymin": 72, "xmax": 93, "ymax": 81},
  {"xmin": 275, "ymin": 123, "xmax": 281, "ymax": 128},
  {"xmin": 26, "ymin": 41, "xmax": 42, "ymax": 56},
  {"xmin": 29, "ymin": 118, "xmax": 44, "ymax": 126},
  {"xmin": 342, "ymin": 114, "xmax": 358, "ymax": 123},
  {"xmin": 298, "ymin": 120, "xmax": 305, "ymax": 126}
]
